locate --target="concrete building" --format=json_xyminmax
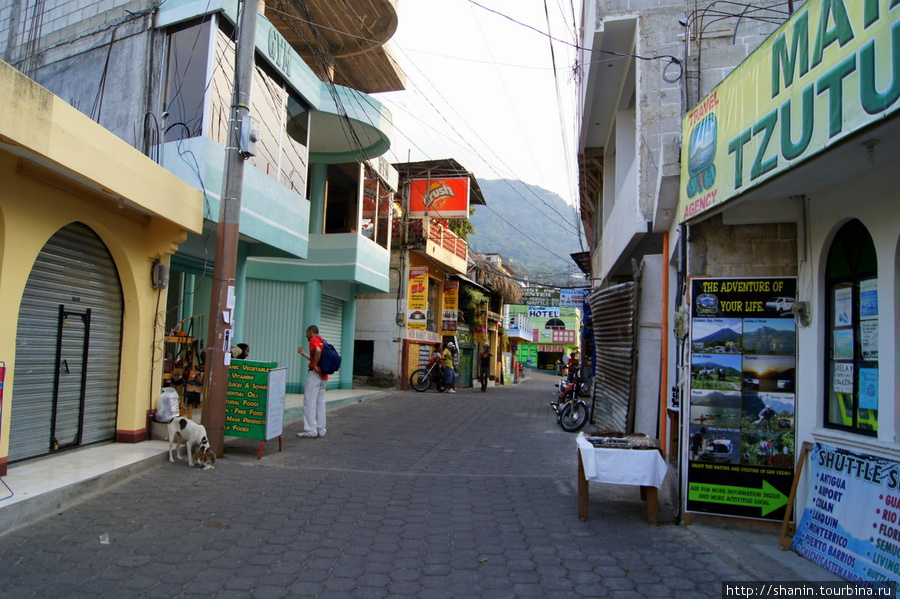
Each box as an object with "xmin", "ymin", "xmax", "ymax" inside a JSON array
[
  {"xmin": 355, "ymin": 159, "xmax": 486, "ymax": 389},
  {"xmin": 0, "ymin": 60, "xmax": 203, "ymax": 474},
  {"xmin": 577, "ymin": 0, "xmax": 798, "ymax": 514},
  {"xmin": 1, "ymin": 0, "xmax": 400, "ymax": 462},
  {"xmin": 580, "ymin": 0, "xmax": 900, "ymax": 582}
]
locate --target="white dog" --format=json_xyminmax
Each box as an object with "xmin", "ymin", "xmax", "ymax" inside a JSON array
[{"xmin": 167, "ymin": 417, "xmax": 210, "ymax": 468}]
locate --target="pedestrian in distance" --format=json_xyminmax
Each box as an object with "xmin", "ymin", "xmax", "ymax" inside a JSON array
[
  {"xmin": 565, "ymin": 351, "xmax": 580, "ymax": 382},
  {"xmin": 443, "ymin": 341, "xmax": 458, "ymax": 394},
  {"xmin": 297, "ymin": 325, "xmax": 328, "ymax": 438},
  {"xmin": 479, "ymin": 345, "xmax": 493, "ymax": 392}
]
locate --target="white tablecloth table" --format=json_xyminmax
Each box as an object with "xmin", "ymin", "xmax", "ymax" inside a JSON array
[{"xmin": 576, "ymin": 432, "xmax": 668, "ymax": 524}]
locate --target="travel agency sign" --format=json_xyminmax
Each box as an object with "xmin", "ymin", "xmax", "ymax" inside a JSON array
[{"xmin": 678, "ymin": 0, "xmax": 900, "ymax": 223}]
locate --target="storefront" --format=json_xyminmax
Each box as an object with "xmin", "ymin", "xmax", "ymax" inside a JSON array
[
  {"xmin": 0, "ymin": 62, "xmax": 202, "ymax": 474},
  {"xmin": 677, "ymin": 0, "xmax": 900, "ymax": 582}
]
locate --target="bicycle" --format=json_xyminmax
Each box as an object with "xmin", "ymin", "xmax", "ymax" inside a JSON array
[{"xmin": 409, "ymin": 356, "xmax": 448, "ymax": 392}]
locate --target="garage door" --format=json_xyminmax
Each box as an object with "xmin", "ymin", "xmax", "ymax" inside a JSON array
[{"xmin": 9, "ymin": 223, "xmax": 123, "ymax": 462}]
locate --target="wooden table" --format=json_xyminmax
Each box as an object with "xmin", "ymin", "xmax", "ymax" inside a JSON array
[{"xmin": 576, "ymin": 433, "xmax": 668, "ymax": 525}]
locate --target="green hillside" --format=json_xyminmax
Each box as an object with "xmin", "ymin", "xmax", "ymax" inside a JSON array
[{"xmin": 469, "ymin": 179, "xmax": 586, "ymax": 287}]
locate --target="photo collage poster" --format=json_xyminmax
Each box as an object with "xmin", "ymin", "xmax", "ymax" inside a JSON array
[{"xmin": 686, "ymin": 277, "xmax": 797, "ymax": 520}]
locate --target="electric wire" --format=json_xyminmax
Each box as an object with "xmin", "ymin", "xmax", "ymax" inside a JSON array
[
  {"xmin": 265, "ymin": 0, "xmax": 585, "ymax": 240},
  {"xmin": 467, "ymin": 0, "xmax": 684, "ymax": 80},
  {"xmin": 382, "ymin": 43, "xmax": 583, "ymax": 240},
  {"xmin": 270, "ymin": 0, "xmax": 588, "ymax": 267}
]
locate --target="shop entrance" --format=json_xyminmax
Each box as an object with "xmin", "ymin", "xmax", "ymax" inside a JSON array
[{"xmin": 9, "ymin": 223, "xmax": 123, "ymax": 463}]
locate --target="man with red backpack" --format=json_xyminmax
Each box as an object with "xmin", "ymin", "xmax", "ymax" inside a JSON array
[{"xmin": 297, "ymin": 325, "xmax": 328, "ymax": 438}]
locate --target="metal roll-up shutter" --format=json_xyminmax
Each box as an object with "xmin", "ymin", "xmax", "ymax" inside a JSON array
[
  {"xmin": 319, "ymin": 296, "xmax": 343, "ymax": 373},
  {"xmin": 10, "ymin": 223, "xmax": 123, "ymax": 462},
  {"xmin": 587, "ymin": 282, "xmax": 637, "ymax": 432},
  {"xmin": 243, "ymin": 278, "xmax": 305, "ymax": 391}
]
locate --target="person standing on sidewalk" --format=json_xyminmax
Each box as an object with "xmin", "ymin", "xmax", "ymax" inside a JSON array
[
  {"xmin": 297, "ymin": 325, "xmax": 328, "ymax": 438},
  {"xmin": 443, "ymin": 342, "xmax": 458, "ymax": 394},
  {"xmin": 478, "ymin": 346, "xmax": 493, "ymax": 392}
]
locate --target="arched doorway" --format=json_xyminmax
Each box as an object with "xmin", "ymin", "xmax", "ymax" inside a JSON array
[{"xmin": 9, "ymin": 223, "xmax": 124, "ymax": 463}]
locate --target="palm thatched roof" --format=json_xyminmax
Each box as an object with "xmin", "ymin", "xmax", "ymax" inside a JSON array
[{"xmin": 467, "ymin": 254, "xmax": 521, "ymax": 305}]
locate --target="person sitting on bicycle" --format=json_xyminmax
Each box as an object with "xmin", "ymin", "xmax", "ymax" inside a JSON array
[{"xmin": 430, "ymin": 342, "xmax": 443, "ymax": 366}]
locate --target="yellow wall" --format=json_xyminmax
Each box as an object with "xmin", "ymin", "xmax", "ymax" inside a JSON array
[{"xmin": 0, "ymin": 60, "xmax": 203, "ymax": 463}]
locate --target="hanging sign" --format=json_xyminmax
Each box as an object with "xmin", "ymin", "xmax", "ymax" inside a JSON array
[
  {"xmin": 679, "ymin": 2, "xmax": 900, "ymax": 223},
  {"xmin": 441, "ymin": 280, "xmax": 459, "ymax": 335},
  {"xmin": 686, "ymin": 277, "xmax": 797, "ymax": 521},
  {"xmin": 407, "ymin": 266, "xmax": 428, "ymax": 331},
  {"xmin": 408, "ymin": 178, "xmax": 470, "ymax": 218},
  {"xmin": 520, "ymin": 288, "xmax": 559, "ymax": 307}
]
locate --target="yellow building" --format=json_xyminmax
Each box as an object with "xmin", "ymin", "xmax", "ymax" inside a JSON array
[{"xmin": 0, "ymin": 61, "xmax": 203, "ymax": 475}]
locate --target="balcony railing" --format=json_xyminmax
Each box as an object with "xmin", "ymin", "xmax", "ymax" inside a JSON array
[{"xmin": 393, "ymin": 218, "xmax": 468, "ymax": 258}]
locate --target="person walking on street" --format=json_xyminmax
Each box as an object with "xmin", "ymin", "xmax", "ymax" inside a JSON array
[
  {"xmin": 479, "ymin": 346, "xmax": 493, "ymax": 392},
  {"xmin": 297, "ymin": 325, "xmax": 328, "ymax": 438},
  {"xmin": 443, "ymin": 342, "xmax": 458, "ymax": 394}
]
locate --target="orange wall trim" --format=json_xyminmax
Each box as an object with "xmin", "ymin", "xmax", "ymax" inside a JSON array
[{"xmin": 116, "ymin": 428, "xmax": 149, "ymax": 443}]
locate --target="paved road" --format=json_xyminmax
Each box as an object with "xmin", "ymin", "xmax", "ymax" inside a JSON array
[{"xmin": 0, "ymin": 372, "xmax": 750, "ymax": 598}]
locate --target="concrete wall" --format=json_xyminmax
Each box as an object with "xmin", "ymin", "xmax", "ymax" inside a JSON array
[
  {"xmin": 688, "ymin": 213, "xmax": 798, "ymax": 278},
  {"xmin": 2, "ymin": 0, "xmax": 158, "ymax": 145},
  {"xmin": 634, "ymin": 254, "xmax": 664, "ymax": 437}
]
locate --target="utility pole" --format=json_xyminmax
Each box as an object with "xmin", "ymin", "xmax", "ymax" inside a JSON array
[{"xmin": 203, "ymin": 0, "xmax": 259, "ymax": 456}]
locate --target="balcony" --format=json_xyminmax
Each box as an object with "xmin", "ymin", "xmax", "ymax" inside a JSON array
[
  {"xmin": 245, "ymin": 232, "xmax": 390, "ymax": 293},
  {"xmin": 265, "ymin": 0, "xmax": 405, "ymax": 94},
  {"xmin": 393, "ymin": 217, "xmax": 468, "ymax": 274}
]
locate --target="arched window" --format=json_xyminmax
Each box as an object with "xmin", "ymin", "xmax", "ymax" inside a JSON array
[
  {"xmin": 824, "ymin": 220, "xmax": 878, "ymax": 435},
  {"xmin": 545, "ymin": 318, "xmax": 565, "ymax": 330}
]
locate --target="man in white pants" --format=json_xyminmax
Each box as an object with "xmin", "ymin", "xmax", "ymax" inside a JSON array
[{"xmin": 297, "ymin": 325, "xmax": 328, "ymax": 438}]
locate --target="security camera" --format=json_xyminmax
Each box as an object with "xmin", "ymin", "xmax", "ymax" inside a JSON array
[{"xmin": 678, "ymin": 18, "xmax": 689, "ymax": 27}]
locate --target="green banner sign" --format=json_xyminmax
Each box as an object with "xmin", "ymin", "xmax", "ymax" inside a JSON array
[
  {"xmin": 689, "ymin": 479, "xmax": 789, "ymax": 517},
  {"xmin": 679, "ymin": 0, "xmax": 900, "ymax": 222},
  {"xmin": 225, "ymin": 360, "xmax": 285, "ymax": 441}
]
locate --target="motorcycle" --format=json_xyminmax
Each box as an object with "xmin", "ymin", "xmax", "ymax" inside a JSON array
[
  {"xmin": 551, "ymin": 376, "xmax": 589, "ymax": 432},
  {"xmin": 409, "ymin": 356, "xmax": 448, "ymax": 392}
]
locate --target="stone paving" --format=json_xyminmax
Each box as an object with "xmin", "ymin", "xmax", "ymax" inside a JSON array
[{"xmin": 0, "ymin": 372, "xmax": 762, "ymax": 598}]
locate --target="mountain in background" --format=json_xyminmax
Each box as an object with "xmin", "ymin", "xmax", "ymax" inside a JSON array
[{"xmin": 469, "ymin": 179, "xmax": 586, "ymax": 288}]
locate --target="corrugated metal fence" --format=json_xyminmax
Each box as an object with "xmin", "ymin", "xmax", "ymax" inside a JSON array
[{"xmin": 587, "ymin": 281, "xmax": 638, "ymax": 432}]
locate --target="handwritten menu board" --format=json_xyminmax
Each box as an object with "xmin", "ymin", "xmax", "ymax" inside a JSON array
[
  {"xmin": 792, "ymin": 444, "xmax": 900, "ymax": 584},
  {"xmin": 225, "ymin": 360, "xmax": 285, "ymax": 441}
]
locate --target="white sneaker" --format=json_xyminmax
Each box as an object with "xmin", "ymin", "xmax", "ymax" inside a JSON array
[
  {"xmin": 448, "ymin": 390, "xmax": 456, "ymax": 394},
  {"xmin": 296, "ymin": 432, "xmax": 317, "ymax": 438}
]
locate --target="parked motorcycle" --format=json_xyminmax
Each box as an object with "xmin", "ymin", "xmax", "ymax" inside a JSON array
[
  {"xmin": 551, "ymin": 376, "xmax": 589, "ymax": 432},
  {"xmin": 409, "ymin": 356, "xmax": 448, "ymax": 392}
]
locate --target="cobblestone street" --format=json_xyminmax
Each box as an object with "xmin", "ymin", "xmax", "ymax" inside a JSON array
[{"xmin": 0, "ymin": 373, "xmax": 800, "ymax": 598}]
